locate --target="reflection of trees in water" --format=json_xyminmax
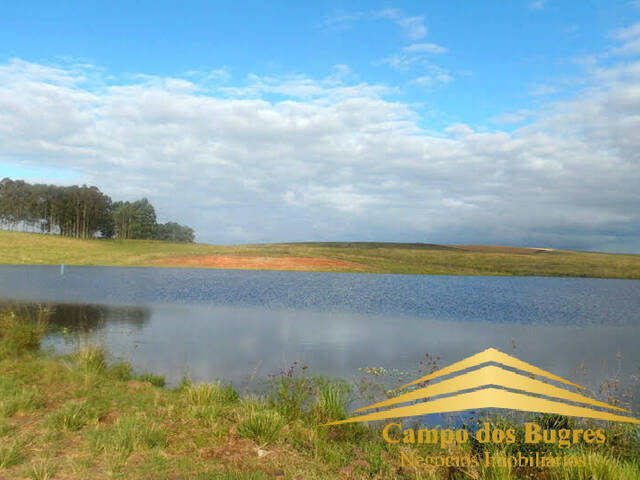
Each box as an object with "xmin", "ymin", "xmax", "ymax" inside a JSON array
[{"xmin": 0, "ymin": 301, "xmax": 150, "ymax": 332}]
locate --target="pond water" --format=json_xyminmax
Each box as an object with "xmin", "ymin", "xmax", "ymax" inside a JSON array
[{"xmin": 1, "ymin": 265, "xmax": 639, "ymax": 403}]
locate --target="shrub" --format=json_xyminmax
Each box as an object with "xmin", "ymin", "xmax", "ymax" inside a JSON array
[
  {"xmin": 136, "ymin": 372, "xmax": 166, "ymax": 387},
  {"xmin": 0, "ymin": 308, "xmax": 48, "ymax": 356},
  {"xmin": 601, "ymin": 422, "xmax": 640, "ymax": 461},
  {"xmin": 107, "ymin": 362, "xmax": 133, "ymax": 381},
  {"xmin": 268, "ymin": 362, "xmax": 315, "ymax": 422}
]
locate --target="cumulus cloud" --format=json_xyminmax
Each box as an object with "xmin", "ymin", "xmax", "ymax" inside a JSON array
[
  {"xmin": 0, "ymin": 42, "xmax": 639, "ymax": 251},
  {"xmin": 610, "ymin": 22, "xmax": 640, "ymax": 56},
  {"xmin": 218, "ymin": 69, "xmax": 391, "ymax": 102}
]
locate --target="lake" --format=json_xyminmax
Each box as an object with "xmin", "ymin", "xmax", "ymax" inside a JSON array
[{"xmin": 1, "ymin": 265, "xmax": 639, "ymax": 402}]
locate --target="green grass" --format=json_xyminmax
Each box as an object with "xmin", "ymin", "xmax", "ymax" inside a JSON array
[
  {"xmin": 88, "ymin": 414, "xmax": 167, "ymax": 458},
  {"xmin": 72, "ymin": 342, "xmax": 107, "ymax": 372},
  {"xmin": 135, "ymin": 372, "xmax": 166, "ymax": 387},
  {"xmin": 548, "ymin": 450, "xmax": 640, "ymax": 479},
  {"xmin": 2, "ymin": 230, "xmax": 640, "ymax": 278},
  {"xmin": 25, "ymin": 459, "xmax": 58, "ymax": 480},
  {"xmin": 0, "ymin": 437, "xmax": 25, "ymax": 469},
  {"xmin": 1, "ymin": 310, "xmax": 640, "ymax": 479},
  {"xmin": 48, "ymin": 397, "xmax": 109, "ymax": 431},
  {"xmin": 237, "ymin": 409, "xmax": 285, "ymax": 446},
  {"xmin": 0, "ymin": 378, "xmax": 41, "ymax": 418},
  {"xmin": 0, "ymin": 307, "xmax": 47, "ymax": 357},
  {"xmin": 194, "ymin": 472, "xmax": 267, "ymax": 480},
  {"xmin": 183, "ymin": 381, "xmax": 239, "ymax": 406},
  {"xmin": 311, "ymin": 383, "xmax": 349, "ymax": 424}
]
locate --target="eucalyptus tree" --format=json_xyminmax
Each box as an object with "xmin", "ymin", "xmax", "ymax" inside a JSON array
[
  {"xmin": 155, "ymin": 222, "xmax": 195, "ymax": 242},
  {"xmin": 113, "ymin": 198, "xmax": 157, "ymax": 239},
  {"xmin": 1, "ymin": 178, "xmax": 194, "ymax": 241}
]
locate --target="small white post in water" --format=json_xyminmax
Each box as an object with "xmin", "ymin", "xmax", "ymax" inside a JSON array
[{"xmin": 60, "ymin": 264, "xmax": 65, "ymax": 276}]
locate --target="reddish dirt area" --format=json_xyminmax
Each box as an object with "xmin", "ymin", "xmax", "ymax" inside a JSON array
[{"xmin": 153, "ymin": 255, "xmax": 368, "ymax": 271}]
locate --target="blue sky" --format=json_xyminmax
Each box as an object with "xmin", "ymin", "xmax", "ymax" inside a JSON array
[
  {"xmin": 1, "ymin": 1, "xmax": 640, "ymax": 251},
  {"xmin": 1, "ymin": 0, "xmax": 628, "ymax": 128}
]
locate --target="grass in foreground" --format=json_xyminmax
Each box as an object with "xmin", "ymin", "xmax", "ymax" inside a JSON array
[
  {"xmin": 2, "ymin": 230, "xmax": 640, "ymax": 278},
  {"xmin": 1, "ymin": 309, "xmax": 640, "ymax": 479}
]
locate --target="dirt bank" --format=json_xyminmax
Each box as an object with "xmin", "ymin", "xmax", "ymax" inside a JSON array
[{"xmin": 153, "ymin": 255, "xmax": 368, "ymax": 271}]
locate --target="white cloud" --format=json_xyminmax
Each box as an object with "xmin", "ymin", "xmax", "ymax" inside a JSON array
[
  {"xmin": 612, "ymin": 39, "xmax": 640, "ymax": 56},
  {"xmin": 610, "ymin": 22, "xmax": 640, "ymax": 56},
  {"xmin": 206, "ymin": 68, "xmax": 232, "ymax": 82},
  {"xmin": 444, "ymin": 124, "xmax": 474, "ymax": 137},
  {"xmin": 395, "ymin": 16, "xmax": 428, "ymax": 41},
  {"xmin": 325, "ymin": 9, "xmax": 428, "ymax": 40},
  {"xmin": 411, "ymin": 69, "xmax": 453, "ymax": 88},
  {"xmin": 321, "ymin": 12, "xmax": 364, "ymax": 28},
  {"xmin": 218, "ymin": 69, "xmax": 391, "ymax": 102},
  {"xmin": 375, "ymin": 9, "xmax": 428, "ymax": 40},
  {"xmin": 1, "ymin": 45, "xmax": 640, "ymax": 251},
  {"xmin": 185, "ymin": 68, "xmax": 231, "ymax": 82},
  {"xmin": 611, "ymin": 36, "xmax": 640, "ymax": 56},
  {"xmin": 403, "ymin": 43, "xmax": 448, "ymax": 54},
  {"xmin": 528, "ymin": 0, "xmax": 547, "ymax": 10},
  {"xmin": 380, "ymin": 44, "xmax": 451, "ymax": 78},
  {"xmin": 612, "ymin": 22, "xmax": 640, "ymax": 41}
]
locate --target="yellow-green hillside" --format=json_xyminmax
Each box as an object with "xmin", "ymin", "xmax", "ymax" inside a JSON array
[{"xmin": 1, "ymin": 230, "xmax": 639, "ymax": 278}]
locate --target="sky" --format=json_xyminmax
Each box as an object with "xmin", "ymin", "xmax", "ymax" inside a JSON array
[{"xmin": 1, "ymin": 1, "xmax": 639, "ymax": 252}]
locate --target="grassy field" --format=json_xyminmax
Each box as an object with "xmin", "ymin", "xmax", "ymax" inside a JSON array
[
  {"xmin": 1, "ymin": 230, "xmax": 640, "ymax": 278},
  {"xmin": 1, "ymin": 308, "xmax": 640, "ymax": 479}
]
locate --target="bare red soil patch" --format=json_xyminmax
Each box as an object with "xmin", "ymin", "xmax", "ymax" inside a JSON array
[{"xmin": 153, "ymin": 255, "xmax": 367, "ymax": 271}]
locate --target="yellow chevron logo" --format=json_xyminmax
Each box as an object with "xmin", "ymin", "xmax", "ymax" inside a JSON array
[{"xmin": 324, "ymin": 348, "xmax": 640, "ymax": 426}]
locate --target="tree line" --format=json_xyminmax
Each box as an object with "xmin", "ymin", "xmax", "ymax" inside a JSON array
[{"xmin": 0, "ymin": 178, "xmax": 195, "ymax": 242}]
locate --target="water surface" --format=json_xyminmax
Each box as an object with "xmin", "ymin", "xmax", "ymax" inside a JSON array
[{"xmin": 1, "ymin": 265, "xmax": 639, "ymax": 400}]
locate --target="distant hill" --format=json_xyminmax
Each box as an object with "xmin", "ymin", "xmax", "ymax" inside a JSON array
[{"xmin": 1, "ymin": 230, "xmax": 639, "ymax": 279}]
